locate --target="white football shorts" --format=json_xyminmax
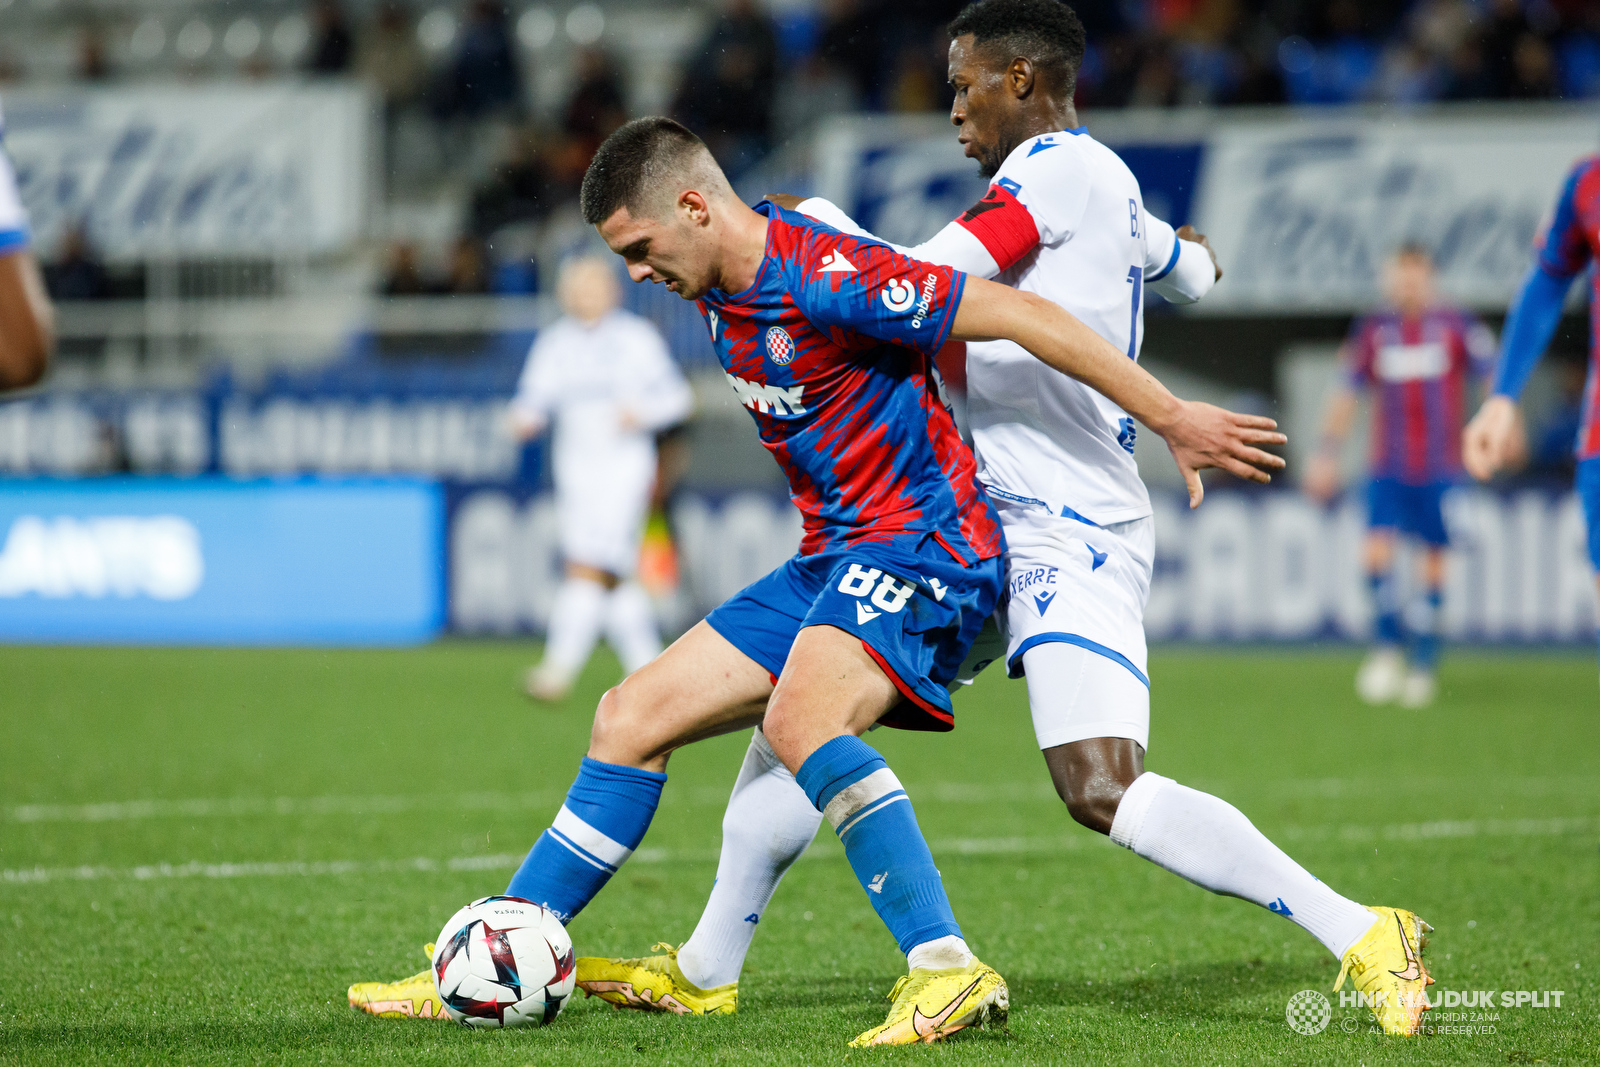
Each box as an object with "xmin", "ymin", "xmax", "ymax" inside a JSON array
[
  {"xmin": 554, "ymin": 468, "xmax": 652, "ymax": 578},
  {"xmin": 951, "ymin": 493, "xmax": 1152, "ymax": 751}
]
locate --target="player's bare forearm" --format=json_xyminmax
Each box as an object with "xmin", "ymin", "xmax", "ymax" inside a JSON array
[
  {"xmin": 0, "ymin": 250, "xmax": 54, "ymax": 391},
  {"xmin": 950, "ymin": 277, "xmax": 1286, "ymax": 506}
]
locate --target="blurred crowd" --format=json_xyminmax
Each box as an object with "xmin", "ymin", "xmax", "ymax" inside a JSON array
[{"xmin": 19, "ymin": 0, "xmax": 1600, "ymax": 299}]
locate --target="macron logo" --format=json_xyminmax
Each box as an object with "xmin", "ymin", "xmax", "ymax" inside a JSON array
[
  {"xmin": 819, "ymin": 249, "xmax": 857, "ymax": 273},
  {"xmin": 868, "ymin": 872, "xmax": 887, "ymax": 894},
  {"xmin": 725, "ymin": 373, "xmax": 807, "ymax": 415}
]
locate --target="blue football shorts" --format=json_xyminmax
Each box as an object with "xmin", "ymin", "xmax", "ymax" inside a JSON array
[
  {"xmin": 1577, "ymin": 456, "xmax": 1600, "ymax": 570},
  {"xmin": 704, "ymin": 536, "xmax": 1004, "ymax": 732},
  {"xmin": 1367, "ymin": 477, "xmax": 1451, "ymax": 547}
]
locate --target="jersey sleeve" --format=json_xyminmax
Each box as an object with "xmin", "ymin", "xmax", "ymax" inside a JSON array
[
  {"xmin": 508, "ymin": 333, "xmax": 559, "ymax": 433},
  {"xmin": 1342, "ymin": 317, "xmax": 1376, "ymax": 388},
  {"xmin": 796, "ymin": 196, "xmax": 1002, "ymax": 278},
  {"xmin": 965, "ymin": 138, "xmax": 1091, "ymax": 267},
  {"xmin": 1536, "ymin": 160, "xmax": 1594, "ymax": 279},
  {"xmin": 791, "ymin": 227, "xmax": 966, "ymax": 358},
  {"xmin": 0, "ymin": 131, "xmax": 30, "ymax": 256},
  {"xmin": 623, "ymin": 321, "xmax": 693, "ymax": 431}
]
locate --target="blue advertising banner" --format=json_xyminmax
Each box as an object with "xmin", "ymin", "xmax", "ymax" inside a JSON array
[{"xmin": 0, "ymin": 478, "xmax": 443, "ymax": 645}]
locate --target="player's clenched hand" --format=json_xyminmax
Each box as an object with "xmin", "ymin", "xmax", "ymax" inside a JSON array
[
  {"xmin": 1462, "ymin": 395, "xmax": 1521, "ymax": 482},
  {"xmin": 1175, "ymin": 225, "xmax": 1222, "ymax": 283},
  {"xmin": 1152, "ymin": 400, "xmax": 1286, "ymax": 508}
]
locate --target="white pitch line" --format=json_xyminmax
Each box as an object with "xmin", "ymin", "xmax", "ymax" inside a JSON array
[
  {"xmin": 3, "ymin": 816, "xmax": 1594, "ymax": 887},
  {"xmin": 8, "ymin": 776, "xmax": 1598, "ymax": 825}
]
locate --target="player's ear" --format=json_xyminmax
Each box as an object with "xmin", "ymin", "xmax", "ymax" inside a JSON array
[
  {"xmin": 1009, "ymin": 56, "xmax": 1034, "ymax": 99},
  {"xmin": 679, "ymin": 189, "xmax": 711, "ymax": 226}
]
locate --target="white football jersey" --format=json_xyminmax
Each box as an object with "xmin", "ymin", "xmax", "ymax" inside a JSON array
[
  {"xmin": 509, "ymin": 309, "xmax": 692, "ymax": 495},
  {"xmin": 0, "ymin": 100, "xmax": 31, "ymax": 255},
  {"xmin": 802, "ymin": 127, "xmax": 1211, "ymax": 526}
]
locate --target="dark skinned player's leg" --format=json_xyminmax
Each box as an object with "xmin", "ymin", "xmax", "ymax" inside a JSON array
[
  {"xmin": 1042, "ymin": 736, "xmax": 1143, "ymax": 835},
  {"xmin": 1023, "ymin": 634, "xmax": 1376, "ymax": 960}
]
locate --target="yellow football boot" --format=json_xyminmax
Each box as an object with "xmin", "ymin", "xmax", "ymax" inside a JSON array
[
  {"xmin": 576, "ymin": 942, "xmax": 737, "ymax": 1015},
  {"xmin": 849, "ymin": 959, "xmax": 1008, "ymax": 1047},
  {"xmin": 1334, "ymin": 907, "xmax": 1435, "ymax": 1036},
  {"xmin": 348, "ymin": 943, "xmax": 450, "ymax": 1021}
]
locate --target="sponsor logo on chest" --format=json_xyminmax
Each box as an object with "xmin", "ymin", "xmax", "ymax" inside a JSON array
[
  {"xmin": 726, "ymin": 372, "xmax": 807, "ymax": 415},
  {"xmin": 1376, "ymin": 342, "xmax": 1448, "ymax": 382}
]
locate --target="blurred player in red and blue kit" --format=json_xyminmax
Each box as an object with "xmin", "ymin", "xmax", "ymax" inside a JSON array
[
  {"xmin": 1307, "ymin": 246, "xmax": 1495, "ymax": 708},
  {"xmin": 1464, "ymin": 154, "xmax": 1600, "ymax": 684}
]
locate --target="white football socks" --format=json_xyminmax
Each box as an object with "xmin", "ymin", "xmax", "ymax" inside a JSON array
[
  {"xmin": 907, "ymin": 934, "xmax": 974, "ymax": 971},
  {"xmin": 604, "ymin": 581, "xmax": 663, "ymax": 674},
  {"xmin": 540, "ymin": 577, "xmax": 609, "ymax": 679},
  {"xmin": 675, "ymin": 729, "xmax": 822, "ymax": 990},
  {"xmin": 1109, "ymin": 772, "xmax": 1378, "ymax": 959}
]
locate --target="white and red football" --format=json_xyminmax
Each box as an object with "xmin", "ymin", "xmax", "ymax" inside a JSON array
[{"xmin": 430, "ymin": 896, "xmax": 576, "ymax": 1028}]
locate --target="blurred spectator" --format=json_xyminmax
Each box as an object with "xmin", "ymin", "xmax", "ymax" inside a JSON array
[
  {"xmin": 76, "ymin": 27, "xmax": 112, "ymax": 82},
  {"xmin": 816, "ymin": 0, "xmax": 884, "ymax": 107},
  {"xmin": 443, "ymin": 236, "xmax": 490, "ymax": 294},
  {"xmin": 381, "ymin": 241, "xmax": 428, "ymax": 295},
  {"xmin": 1508, "ymin": 33, "xmax": 1560, "ymax": 97},
  {"xmin": 306, "ymin": 0, "xmax": 355, "ymax": 75},
  {"xmin": 469, "ymin": 126, "xmax": 553, "ymax": 236},
  {"xmin": 435, "ymin": 0, "xmax": 522, "ymax": 119},
  {"xmin": 675, "ymin": 0, "xmax": 778, "ymax": 174},
  {"xmin": 358, "ymin": 2, "xmax": 426, "ymax": 111},
  {"xmin": 44, "ymin": 225, "xmax": 110, "ymax": 302},
  {"xmin": 564, "ymin": 49, "xmax": 628, "ymax": 154}
]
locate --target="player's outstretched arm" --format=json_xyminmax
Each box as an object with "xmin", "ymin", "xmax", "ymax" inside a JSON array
[
  {"xmin": 1463, "ymin": 262, "xmax": 1573, "ymax": 481},
  {"xmin": 950, "ymin": 276, "xmax": 1285, "ymax": 507},
  {"xmin": 0, "ymin": 248, "xmax": 53, "ymax": 391}
]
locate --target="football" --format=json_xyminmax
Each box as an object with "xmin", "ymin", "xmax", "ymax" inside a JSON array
[{"xmin": 430, "ymin": 896, "xmax": 576, "ymax": 1028}]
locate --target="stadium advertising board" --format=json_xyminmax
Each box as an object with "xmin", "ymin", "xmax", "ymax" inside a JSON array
[
  {"xmin": 0, "ymin": 478, "xmax": 442, "ymax": 644},
  {"xmin": 447, "ymin": 486, "xmax": 1595, "ymax": 645},
  {"xmin": 1193, "ymin": 108, "xmax": 1600, "ymax": 312},
  {"xmin": 810, "ymin": 108, "xmax": 1599, "ymax": 311},
  {"xmin": 2, "ymin": 84, "xmax": 369, "ymax": 258}
]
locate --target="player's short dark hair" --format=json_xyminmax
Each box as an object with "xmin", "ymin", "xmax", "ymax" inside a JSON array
[
  {"xmin": 580, "ymin": 116, "xmax": 718, "ymax": 226},
  {"xmin": 1394, "ymin": 241, "xmax": 1432, "ymax": 262},
  {"xmin": 947, "ymin": 0, "xmax": 1088, "ymax": 94}
]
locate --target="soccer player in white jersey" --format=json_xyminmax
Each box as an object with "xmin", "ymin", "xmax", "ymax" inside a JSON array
[
  {"xmin": 576, "ymin": 0, "xmax": 1435, "ymax": 1037},
  {"xmin": 0, "ymin": 98, "xmax": 54, "ymax": 391},
  {"xmin": 511, "ymin": 255, "xmax": 693, "ymax": 700}
]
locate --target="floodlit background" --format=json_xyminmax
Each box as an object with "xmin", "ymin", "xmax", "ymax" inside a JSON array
[{"xmin": 0, "ymin": 0, "xmax": 1596, "ymax": 643}]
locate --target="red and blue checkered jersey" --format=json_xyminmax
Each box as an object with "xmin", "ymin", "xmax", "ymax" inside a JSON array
[
  {"xmin": 1344, "ymin": 306, "xmax": 1495, "ymax": 484},
  {"xmin": 698, "ymin": 201, "xmax": 1003, "ymax": 561},
  {"xmin": 1534, "ymin": 154, "xmax": 1600, "ymax": 460}
]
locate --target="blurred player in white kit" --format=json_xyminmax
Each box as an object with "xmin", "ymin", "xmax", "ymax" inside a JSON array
[
  {"xmin": 0, "ymin": 98, "xmax": 54, "ymax": 392},
  {"xmin": 509, "ymin": 255, "xmax": 692, "ymax": 700}
]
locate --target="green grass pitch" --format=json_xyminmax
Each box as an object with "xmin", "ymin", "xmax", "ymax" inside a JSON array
[{"xmin": 1, "ymin": 643, "xmax": 1596, "ymax": 1065}]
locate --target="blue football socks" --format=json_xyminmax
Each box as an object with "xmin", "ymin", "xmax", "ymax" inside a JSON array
[
  {"xmin": 1369, "ymin": 570, "xmax": 1403, "ymax": 646},
  {"xmin": 795, "ymin": 735, "xmax": 961, "ymax": 954},
  {"xmin": 1409, "ymin": 587, "xmax": 1443, "ymax": 670},
  {"xmin": 506, "ymin": 756, "xmax": 667, "ymax": 923}
]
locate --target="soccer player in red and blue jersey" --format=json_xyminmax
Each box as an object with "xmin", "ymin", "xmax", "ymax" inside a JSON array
[
  {"xmin": 1464, "ymin": 154, "xmax": 1600, "ymax": 682},
  {"xmin": 1307, "ymin": 245, "xmax": 1495, "ymax": 708},
  {"xmin": 350, "ymin": 116, "xmax": 1285, "ymax": 1044}
]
